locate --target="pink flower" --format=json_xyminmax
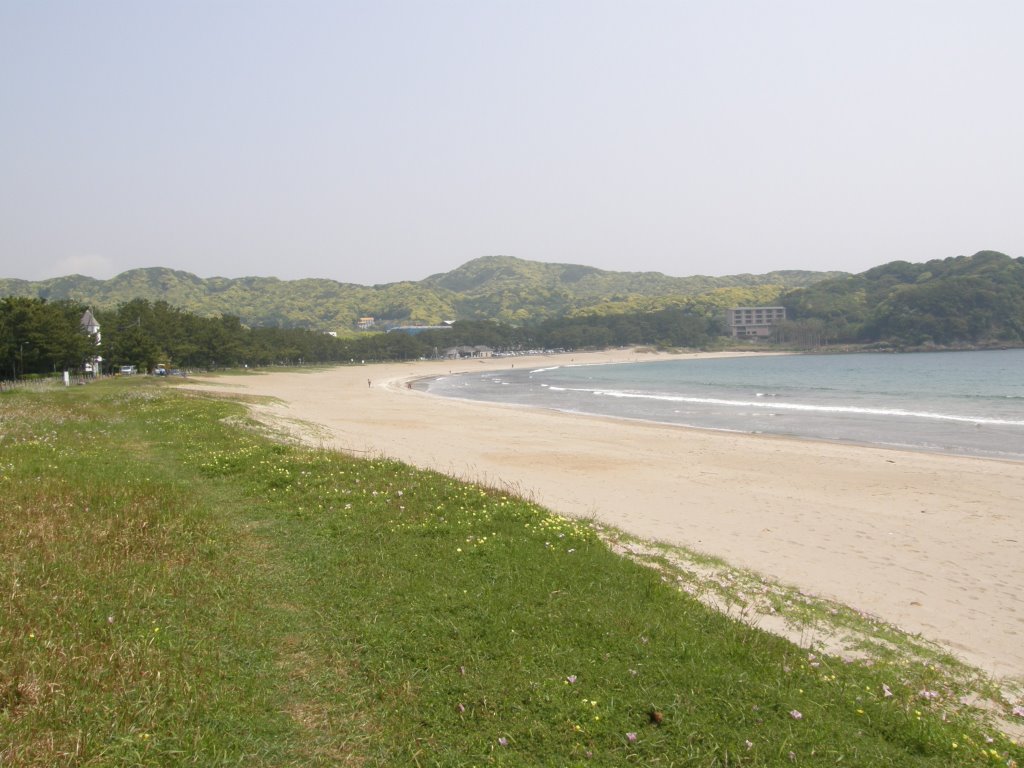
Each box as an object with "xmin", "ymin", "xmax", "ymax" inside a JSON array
[
  {"xmin": 626, "ymin": 732, "xmax": 638, "ymax": 742},
  {"xmin": 882, "ymin": 684, "xmax": 893, "ymax": 698},
  {"xmin": 789, "ymin": 709, "xmax": 803, "ymax": 720},
  {"xmin": 498, "ymin": 737, "xmax": 508, "ymax": 747},
  {"xmin": 1012, "ymin": 704, "xmax": 1024, "ymax": 717},
  {"xmin": 566, "ymin": 675, "xmax": 577, "ymax": 684}
]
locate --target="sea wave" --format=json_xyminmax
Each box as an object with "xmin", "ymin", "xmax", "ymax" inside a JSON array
[{"xmin": 563, "ymin": 387, "xmax": 1024, "ymax": 427}]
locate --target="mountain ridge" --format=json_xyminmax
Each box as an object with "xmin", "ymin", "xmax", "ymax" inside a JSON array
[{"xmin": 0, "ymin": 255, "xmax": 839, "ymax": 331}]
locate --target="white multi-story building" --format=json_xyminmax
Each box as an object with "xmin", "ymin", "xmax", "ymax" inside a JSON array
[{"xmin": 726, "ymin": 306, "xmax": 787, "ymax": 338}]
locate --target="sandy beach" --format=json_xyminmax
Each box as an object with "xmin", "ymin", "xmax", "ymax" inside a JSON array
[{"xmin": 184, "ymin": 350, "xmax": 1024, "ymax": 686}]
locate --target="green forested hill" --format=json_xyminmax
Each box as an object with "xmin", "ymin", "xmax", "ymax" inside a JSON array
[
  {"xmin": 0, "ymin": 256, "xmax": 837, "ymax": 331},
  {"xmin": 4, "ymin": 252, "xmax": 1022, "ymax": 358},
  {"xmin": 779, "ymin": 250, "xmax": 1024, "ymax": 346},
  {"xmin": 7, "ymin": 251, "xmax": 1018, "ymax": 346},
  {"xmin": 423, "ymin": 256, "xmax": 835, "ymax": 323}
]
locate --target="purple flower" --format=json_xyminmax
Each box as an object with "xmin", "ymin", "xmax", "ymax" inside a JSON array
[
  {"xmin": 626, "ymin": 732, "xmax": 638, "ymax": 743},
  {"xmin": 789, "ymin": 709, "xmax": 803, "ymax": 720},
  {"xmin": 882, "ymin": 684, "xmax": 893, "ymax": 698},
  {"xmin": 566, "ymin": 675, "xmax": 577, "ymax": 684},
  {"xmin": 498, "ymin": 737, "xmax": 508, "ymax": 747}
]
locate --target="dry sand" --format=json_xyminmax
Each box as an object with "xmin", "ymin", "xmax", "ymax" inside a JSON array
[{"xmin": 184, "ymin": 350, "xmax": 1024, "ymax": 686}]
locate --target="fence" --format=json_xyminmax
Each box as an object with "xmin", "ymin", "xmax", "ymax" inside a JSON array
[{"xmin": 0, "ymin": 373, "xmax": 109, "ymax": 393}]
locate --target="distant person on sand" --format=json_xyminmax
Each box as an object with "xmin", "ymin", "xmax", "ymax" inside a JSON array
[{"xmin": 367, "ymin": 379, "xmax": 371, "ymax": 388}]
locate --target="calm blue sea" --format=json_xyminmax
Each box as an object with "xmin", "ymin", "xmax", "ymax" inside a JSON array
[{"xmin": 419, "ymin": 349, "xmax": 1024, "ymax": 462}]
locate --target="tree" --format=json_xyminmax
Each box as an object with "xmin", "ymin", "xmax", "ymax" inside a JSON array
[{"xmin": 0, "ymin": 297, "xmax": 94, "ymax": 378}]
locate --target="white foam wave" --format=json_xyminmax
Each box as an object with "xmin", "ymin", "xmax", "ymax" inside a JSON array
[{"xmin": 561, "ymin": 387, "xmax": 1024, "ymax": 427}]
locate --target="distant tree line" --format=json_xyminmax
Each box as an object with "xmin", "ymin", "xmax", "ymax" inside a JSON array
[
  {"xmin": 0, "ymin": 297, "xmax": 99, "ymax": 379},
  {"xmin": 1, "ymin": 297, "xmax": 720, "ymax": 379},
  {"xmin": 412, "ymin": 310, "xmax": 718, "ymax": 351},
  {"xmin": 4, "ymin": 251, "xmax": 1022, "ymax": 379}
]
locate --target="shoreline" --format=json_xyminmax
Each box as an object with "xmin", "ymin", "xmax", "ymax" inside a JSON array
[
  {"xmin": 412, "ymin": 353, "xmax": 1024, "ymax": 466},
  {"xmin": 419, "ymin": 393, "xmax": 1024, "ymax": 466},
  {"xmin": 183, "ymin": 349, "xmax": 1024, "ymax": 687}
]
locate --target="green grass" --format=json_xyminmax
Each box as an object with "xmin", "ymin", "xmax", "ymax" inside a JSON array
[
  {"xmin": 601, "ymin": 533, "xmax": 1021, "ymax": 715},
  {"xmin": 1, "ymin": 378, "xmax": 1021, "ymax": 766}
]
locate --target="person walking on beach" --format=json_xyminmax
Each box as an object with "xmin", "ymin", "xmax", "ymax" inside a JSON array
[{"xmin": 367, "ymin": 378, "xmax": 372, "ymax": 388}]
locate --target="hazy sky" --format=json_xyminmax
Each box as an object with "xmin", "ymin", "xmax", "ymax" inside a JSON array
[{"xmin": 2, "ymin": 1, "xmax": 1021, "ymax": 285}]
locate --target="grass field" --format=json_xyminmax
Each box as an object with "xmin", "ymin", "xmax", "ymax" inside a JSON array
[{"xmin": 1, "ymin": 377, "xmax": 1021, "ymax": 766}]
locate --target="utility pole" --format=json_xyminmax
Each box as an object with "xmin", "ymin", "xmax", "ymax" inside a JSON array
[{"xmin": 17, "ymin": 341, "xmax": 30, "ymax": 379}]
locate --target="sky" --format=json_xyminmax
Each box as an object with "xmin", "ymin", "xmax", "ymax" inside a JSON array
[{"xmin": 1, "ymin": 1, "xmax": 1021, "ymax": 285}]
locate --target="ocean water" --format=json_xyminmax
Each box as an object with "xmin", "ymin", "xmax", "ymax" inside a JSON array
[{"xmin": 418, "ymin": 349, "xmax": 1024, "ymax": 462}]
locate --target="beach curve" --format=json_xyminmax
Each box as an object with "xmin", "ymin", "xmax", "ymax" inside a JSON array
[{"xmin": 182, "ymin": 349, "xmax": 1024, "ymax": 689}]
